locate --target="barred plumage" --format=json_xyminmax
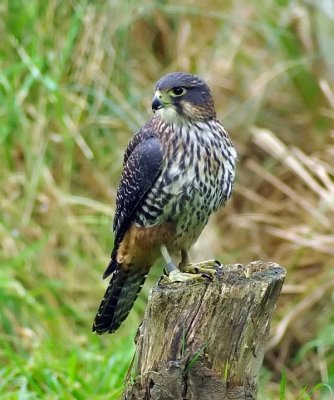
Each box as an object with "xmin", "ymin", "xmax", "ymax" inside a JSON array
[
  {"xmin": 136, "ymin": 119, "xmax": 235, "ymax": 251},
  {"xmin": 93, "ymin": 72, "xmax": 236, "ymax": 334}
]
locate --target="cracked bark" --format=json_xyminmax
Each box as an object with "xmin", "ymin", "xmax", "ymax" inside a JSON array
[{"xmin": 123, "ymin": 261, "xmax": 285, "ymax": 400}]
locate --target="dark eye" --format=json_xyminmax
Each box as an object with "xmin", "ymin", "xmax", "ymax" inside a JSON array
[{"xmin": 171, "ymin": 87, "xmax": 185, "ymax": 96}]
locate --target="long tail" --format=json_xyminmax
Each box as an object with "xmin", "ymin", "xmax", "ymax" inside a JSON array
[{"xmin": 92, "ymin": 264, "xmax": 148, "ymax": 334}]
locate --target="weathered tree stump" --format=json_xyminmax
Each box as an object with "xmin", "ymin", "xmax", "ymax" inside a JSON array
[{"xmin": 124, "ymin": 261, "xmax": 285, "ymax": 400}]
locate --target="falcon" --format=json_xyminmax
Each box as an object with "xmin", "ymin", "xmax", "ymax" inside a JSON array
[{"xmin": 93, "ymin": 72, "xmax": 236, "ymax": 334}]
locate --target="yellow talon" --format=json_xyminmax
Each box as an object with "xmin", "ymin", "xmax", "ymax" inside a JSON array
[
  {"xmin": 180, "ymin": 259, "xmax": 221, "ymax": 276},
  {"xmin": 159, "ymin": 268, "xmax": 213, "ymax": 284}
]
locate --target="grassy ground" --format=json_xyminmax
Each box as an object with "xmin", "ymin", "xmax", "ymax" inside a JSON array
[{"xmin": 1, "ymin": 0, "xmax": 334, "ymax": 398}]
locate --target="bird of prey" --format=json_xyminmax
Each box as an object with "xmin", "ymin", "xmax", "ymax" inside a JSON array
[{"xmin": 93, "ymin": 72, "xmax": 236, "ymax": 334}]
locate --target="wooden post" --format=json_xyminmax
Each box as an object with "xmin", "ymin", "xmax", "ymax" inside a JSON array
[{"xmin": 123, "ymin": 261, "xmax": 285, "ymax": 400}]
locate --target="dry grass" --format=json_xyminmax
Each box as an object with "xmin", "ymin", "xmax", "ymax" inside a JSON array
[{"xmin": 1, "ymin": 0, "xmax": 334, "ymax": 398}]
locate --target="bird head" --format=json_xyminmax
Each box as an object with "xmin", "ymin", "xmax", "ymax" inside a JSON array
[{"xmin": 152, "ymin": 72, "xmax": 216, "ymax": 124}]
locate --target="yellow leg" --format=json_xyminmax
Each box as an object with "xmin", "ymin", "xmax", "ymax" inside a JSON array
[
  {"xmin": 179, "ymin": 249, "xmax": 221, "ymax": 276},
  {"xmin": 159, "ymin": 246, "xmax": 220, "ymax": 284},
  {"xmin": 180, "ymin": 259, "xmax": 221, "ymax": 276}
]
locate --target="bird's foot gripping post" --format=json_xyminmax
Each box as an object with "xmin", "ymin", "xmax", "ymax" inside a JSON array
[
  {"xmin": 162, "ymin": 260, "xmax": 221, "ymax": 283},
  {"xmin": 160, "ymin": 245, "xmax": 219, "ymax": 283},
  {"xmin": 180, "ymin": 259, "xmax": 221, "ymax": 276},
  {"xmin": 123, "ymin": 261, "xmax": 286, "ymax": 400}
]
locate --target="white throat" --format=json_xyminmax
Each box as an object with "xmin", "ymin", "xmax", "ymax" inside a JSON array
[{"xmin": 157, "ymin": 106, "xmax": 184, "ymax": 125}]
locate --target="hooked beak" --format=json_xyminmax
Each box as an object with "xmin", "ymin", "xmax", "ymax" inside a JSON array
[
  {"xmin": 152, "ymin": 96, "xmax": 163, "ymax": 112},
  {"xmin": 152, "ymin": 90, "xmax": 171, "ymax": 112}
]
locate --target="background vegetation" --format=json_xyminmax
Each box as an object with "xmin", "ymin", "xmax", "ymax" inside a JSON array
[{"xmin": 1, "ymin": 0, "xmax": 333, "ymax": 399}]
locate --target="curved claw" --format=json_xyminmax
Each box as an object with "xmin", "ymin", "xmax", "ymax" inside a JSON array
[{"xmin": 201, "ymin": 273, "xmax": 214, "ymax": 281}]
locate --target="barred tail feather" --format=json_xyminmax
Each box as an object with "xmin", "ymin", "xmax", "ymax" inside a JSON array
[{"xmin": 92, "ymin": 264, "xmax": 147, "ymax": 334}]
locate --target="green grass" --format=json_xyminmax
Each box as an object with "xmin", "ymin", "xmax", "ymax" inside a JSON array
[{"xmin": 1, "ymin": 0, "xmax": 334, "ymax": 398}]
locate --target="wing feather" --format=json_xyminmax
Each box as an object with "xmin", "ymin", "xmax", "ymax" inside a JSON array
[
  {"xmin": 113, "ymin": 136, "xmax": 163, "ymax": 237},
  {"xmin": 103, "ymin": 134, "xmax": 163, "ymax": 278}
]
